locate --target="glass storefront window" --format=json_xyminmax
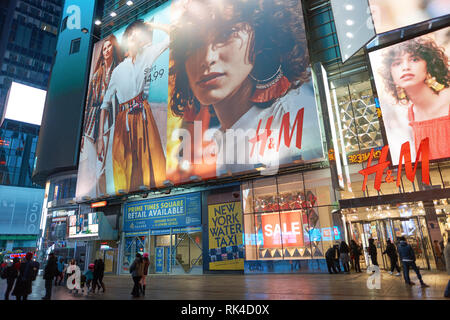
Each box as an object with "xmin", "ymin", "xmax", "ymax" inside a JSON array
[{"xmin": 243, "ymin": 171, "xmax": 334, "ymax": 262}]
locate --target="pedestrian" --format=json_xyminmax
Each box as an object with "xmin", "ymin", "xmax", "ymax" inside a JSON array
[
  {"xmin": 382, "ymin": 239, "xmax": 401, "ymax": 276},
  {"xmin": 397, "ymin": 236, "xmax": 429, "ymax": 287},
  {"xmin": 368, "ymin": 238, "xmax": 378, "ymax": 266},
  {"xmin": 443, "ymin": 232, "xmax": 450, "ymax": 298},
  {"xmin": 84, "ymin": 263, "xmax": 95, "ymax": 293},
  {"xmin": 140, "ymin": 253, "xmax": 150, "ymax": 296},
  {"xmin": 350, "ymin": 240, "xmax": 362, "ymax": 272},
  {"xmin": 2, "ymin": 257, "xmax": 20, "ymax": 300},
  {"xmin": 42, "ymin": 252, "xmax": 59, "ymax": 300},
  {"xmin": 325, "ymin": 245, "xmax": 340, "ymax": 274},
  {"xmin": 92, "ymin": 258, "xmax": 105, "ymax": 293},
  {"xmin": 339, "ymin": 241, "xmax": 351, "ymax": 273},
  {"xmin": 12, "ymin": 252, "xmax": 39, "ymax": 300},
  {"xmin": 55, "ymin": 257, "xmax": 65, "ymax": 286},
  {"xmin": 433, "ymin": 240, "xmax": 445, "ymax": 268},
  {"xmin": 333, "ymin": 244, "xmax": 341, "ymax": 272},
  {"xmin": 129, "ymin": 253, "xmax": 144, "ymax": 297}
]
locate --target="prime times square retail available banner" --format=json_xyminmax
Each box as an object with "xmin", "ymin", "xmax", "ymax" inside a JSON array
[
  {"xmin": 76, "ymin": 0, "xmax": 325, "ymax": 200},
  {"xmin": 369, "ymin": 26, "xmax": 450, "ymax": 165}
]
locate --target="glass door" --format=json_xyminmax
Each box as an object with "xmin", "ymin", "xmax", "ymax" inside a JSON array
[
  {"xmin": 171, "ymin": 231, "xmax": 203, "ymax": 274},
  {"xmin": 391, "ymin": 218, "xmax": 429, "ymax": 270}
]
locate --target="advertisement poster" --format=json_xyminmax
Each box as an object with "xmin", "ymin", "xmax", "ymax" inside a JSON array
[
  {"xmin": 260, "ymin": 211, "xmax": 304, "ymax": 248},
  {"xmin": 208, "ymin": 202, "xmax": 244, "ymax": 270},
  {"xmin": 76, "ymin": 2, "xmax": 171, "ymax": 199},
  {"xmin": 369, "ymin": 27, "xmax": 450, "ymax": 164},
  {"xmin": 368, "ymin": 0, "xmax": 450, "ymax": 34},
  {"xmin": 68, "ymin": 212, "xmax": 99, "ymax": 238},
  {"xmin": 76, "ymin": 0, "xmax": 324, "ymax": 200},
  {"xmin": 123, "ymin": 192, "xmax": 202, "ymax": 232}
]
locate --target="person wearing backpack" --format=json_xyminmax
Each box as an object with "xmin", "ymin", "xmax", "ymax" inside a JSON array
[
  {"xmin": 42, "ymin": 253, "xmax": 59, "ymax": 300},
  {"xmin": 3, "ymin": 258, "xmax": 20, "ymax": 300},
  {"xmin": 92, "ymin": 258, "xmax": 105, "ymax": 293},
  {"xmin": 12, "ymin": 252, "xmax": 39, "ymax": 300}
]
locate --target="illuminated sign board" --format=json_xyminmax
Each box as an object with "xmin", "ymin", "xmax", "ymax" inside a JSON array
[
  {"xmin": 68, "ymin": 212, "xmax": 99, "ymax": 238},
  {"xmin": 260, "ymin": 211, "xmax": 304, "ymax": 248},
  {"xmin": 91, "ymin": 201, "xmax": 107, "ymax": 208}
]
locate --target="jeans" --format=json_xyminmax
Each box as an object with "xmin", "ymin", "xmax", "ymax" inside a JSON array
[
  {"xmin": 44, "ymin": 278, "xmax": 53, "ymax": 299},
  {"xmin": 389, "ymin": 257, "xmax": 401, "ymax": 273},
  {"xmin": 353, "ymin": 256, "xmax": 361, "ymax": 272},
  {"xmin": 4, "ymin": 278, "xmax": 15, "ymax": 300},
  {"xmin": 131, "ymin": 276, "xmax": 142, "ymax": 297},
  {"xmin": 370, "ymin": 255, "xmax": 378, "ymax": 266},
  {"xmin": 402, "ymin": 261, "xmax": 423, "ymax": 284}
]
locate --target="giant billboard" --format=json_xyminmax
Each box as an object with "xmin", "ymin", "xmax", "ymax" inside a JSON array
[
  {"xmin": 369, "ymin": 0, "xmax": 450, "ymax": 34},
  {"xmin": 369, "ymin": 27, "xmax": 450, "ymax": 164},
  {"xmin": 76, "ymin": 0, "xmax": 324, "ymax": 199}
]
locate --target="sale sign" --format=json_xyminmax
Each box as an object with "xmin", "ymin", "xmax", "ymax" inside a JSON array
[{"xmin": 261, "ymin": 211, "xmax": 304, "ymax": 248}]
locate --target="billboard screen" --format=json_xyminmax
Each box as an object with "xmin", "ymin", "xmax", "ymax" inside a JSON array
[
  {"xmin": 369, "ymin": 27, "xmax": 450, "ymax": 164},
  {"xmin": 369, "ymin": 0, "xmax": 450, "ymax": 34},
  {"xmin": 5, "ymin": 82, "xmax": 47, "ymax": 126},
  {"xmin": 76, "ymin": 0, "xmax": 324, "ymax": 199}
]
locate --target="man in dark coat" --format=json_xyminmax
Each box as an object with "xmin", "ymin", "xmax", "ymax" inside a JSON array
[
  {"xmin": 368, "ymin": 238, "xmax": 378, "ymax": 266},
  {"xmin": 93, "ymin": 258, "xmax": 105, "ymax": 293},
  {"xmin": 3, "ymin": 258, "xmax": 20, "ymax": 300},
  {"xmin": 12, "ymin": 252, "xmax": 39, "ymax": 300},
  {"xmin": 325, "ymin": 246, "xmax": 340, "ymax": 274},
  {"xmin": 397, "ymin": 236, "xmax": 429, "ymax": 287},
  {"xmin": 42, "ymin": 252, "xmax": 59, "ymax": 300},
  {"xmin": 382, "ymin": 239, "xmax": 401, "ymax": 275}
]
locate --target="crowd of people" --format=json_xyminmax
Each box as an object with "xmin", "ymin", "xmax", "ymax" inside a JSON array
[
  {"xmin": 0, "ymin": 252, "xmax": 106, "ymax": 300},
  {"xmin": 326, "ymin": 235, "xmax": 450, "ymax": 295}
]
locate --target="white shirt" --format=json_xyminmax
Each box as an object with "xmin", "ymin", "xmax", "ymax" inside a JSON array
[
  {"xmin": 208, "ymin": 82, "xmax": 324, "ymax": 175},
  {"xmin": 101, "ymin": 36, "xmax": 169, "ymax": 109}
]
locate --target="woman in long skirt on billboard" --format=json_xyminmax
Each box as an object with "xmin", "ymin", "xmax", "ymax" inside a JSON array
[
  {"xmin": 168, "ymin": 0, "xmax": 322, "ymax": 181},
  {"xmin": 379, "ymin": 36, "xmax": 450, "ymax": 161},
  {"xmin": 77, "ymin": 35, "xmax": 124, "ymax": 198}
]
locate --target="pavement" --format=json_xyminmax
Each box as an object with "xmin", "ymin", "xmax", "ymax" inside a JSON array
[{"xmin": 1, "ymin": 270, "xmax": 449, "ymax": 301}]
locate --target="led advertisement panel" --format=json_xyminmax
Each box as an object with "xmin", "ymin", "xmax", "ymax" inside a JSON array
[
  {"xmin": 330, "ymin": 0, "xmax": 376, "ymax": 63},
  {"xmin": 0, "ymin": 185, "xmax": 45, "ymax": 235},
  {"xmin": 369, "ymin": 27, "xmax": 450, "ymax": 164},
  {"xmin": 369, "ymin": 0, "xmax": 450, "ymax": 34},
  {"xmin": 5, "ymin": 82, "xmax": 47, "ymax": 126},
  {"xmin": 76, "ymin": 0, "xmax": 324, "ymax": 200}
]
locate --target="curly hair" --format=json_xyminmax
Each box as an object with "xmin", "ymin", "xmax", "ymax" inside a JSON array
[
  {"xmin": 379, "ymin": 36, "xmax": 450, "ymax": 103},
  {"xmin": 169, "ymin": 0, "xmax": 311, "ymax": 117},
  {"xmin": 93, "ymin": 34, "xmax": 123, "ymax": 74}
]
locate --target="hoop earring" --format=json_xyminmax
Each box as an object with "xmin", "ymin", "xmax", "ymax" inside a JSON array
[
  {"xmin": 249, "ymin": 65, "xmax": 290, "ymax": 103},
  {"xmin": 396, "ymin": 86, "xmax": 407, "ymax": 100},
  {"xmin": 425, "ymin": 73, "xmax": 445, "ymax": 92}
]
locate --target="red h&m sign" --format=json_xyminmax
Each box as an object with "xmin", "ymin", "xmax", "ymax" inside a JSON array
[{"xmin": 359, "ymin": 138, "xmax": 430, "ymax": 191}]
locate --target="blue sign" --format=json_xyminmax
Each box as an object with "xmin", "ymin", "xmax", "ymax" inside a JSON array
[
  {"xmin": 155, "ymin": 247, "xmax": 164, "ymax": 273},
  {"xmin": 123, "ymin": 192, "xmax": 202, "ymax": 232}
]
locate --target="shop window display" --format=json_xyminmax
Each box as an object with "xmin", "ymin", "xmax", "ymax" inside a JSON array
[{"xmin": 243, "ymin": 173, "xmax": 336, "ymax": 266}]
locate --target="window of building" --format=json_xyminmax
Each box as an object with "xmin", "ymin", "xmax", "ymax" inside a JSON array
[{"xmin": 69, "ymin": 38, "xmax": 81, "ymax": 54}]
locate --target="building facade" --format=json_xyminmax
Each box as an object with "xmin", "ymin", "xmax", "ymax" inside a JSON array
[{"xmin": 33, "ymin": 0, "xmax": 450, "ymax": 275}]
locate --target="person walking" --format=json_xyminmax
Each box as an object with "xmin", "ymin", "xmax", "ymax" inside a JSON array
[
  {"xmin": 325, "ymin": 246, "xmax": 338, "ymax": 274},
  {"xmin": 55, "ymin": 257, "xmax": 65, "ymax": 286},
  {"xmin": 12, "ymin": 252, "xmax": 39, "ymax": 301},
  {"xmin": 434, "ymin": 240, "xmax": 445, "ymax": 268},
  {"xmin": 140, "ymin": 253, "xmax": 150, "ymax": 296},
  {"xmin": 42, "ymin": 252, "xmax": 59, "ymax": 300},
  {"xmin": 397, "ymin": 236, "xmax": 429, "ymax": 287},
  {"xmin": 129, "ymin": 253, "xmax": 144, "ymax": 297},
  {"xmin": 350, "ymin": 240, "xmax": 362, "ymax": 272},
  {"xmin": 444, "ymin": 233, "xmax": 450, "ymax": 298},
  {"xmin": 84, "ymin": 264, "xmax": 95, "ymax": 293},
  {"xmin": 92, "ymin": 258, "xmax": 105, "ymax": 293},
  {"xmin": 368, "ymin": 238, "xmax": 378, "ymax": 266},
  {"xmin": 383, "ymin": 239, "xmax": 401, "ymax": 276},
  {"xmin": 339, "ymin": 241, "xmax": 351, "ymax": 273},
  {"xmin": 2, "ymin": 258, "xmax": 20, "ymax": 300}
]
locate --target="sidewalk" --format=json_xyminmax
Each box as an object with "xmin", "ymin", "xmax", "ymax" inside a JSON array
[{"xmin": 1, "ymin": 271, "xmax": 448, "ymax": 300}]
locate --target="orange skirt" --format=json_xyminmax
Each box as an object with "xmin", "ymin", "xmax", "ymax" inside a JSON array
[{"xmin": 112, "ymin": 100, "xmax": 166, "ymax": 193}]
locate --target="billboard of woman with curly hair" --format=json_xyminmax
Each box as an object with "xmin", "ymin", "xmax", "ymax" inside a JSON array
[
  {"xmin": 166, "ymin": 0, "xmax": 324, "ymax": 184},
  {"xmin": 369, "ymin": 27, "xmax": 450, "ymax": 164}
]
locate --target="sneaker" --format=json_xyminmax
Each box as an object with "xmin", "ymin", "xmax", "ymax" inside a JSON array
[
  {"xmin": 388, "ymin": 271, "xmax": 393, "ymax": 275},
  {"xmin": 395, "ymin": 273, "xmax": 401, "ymax": 276}
]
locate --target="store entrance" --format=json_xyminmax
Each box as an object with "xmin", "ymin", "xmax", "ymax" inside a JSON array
[
  {"xmin": 350, "ymin": 217, "xmax": 433, "ymax": 270},
  {"xmin": 151, "ymin": 230, "xmax": 203, "ymax": 275}
]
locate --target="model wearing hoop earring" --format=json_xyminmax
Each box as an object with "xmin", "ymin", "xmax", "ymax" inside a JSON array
[
  {"xmin": 249, "ymin": 65, "xmax": 291, "ymax": 103},
  {"xmin": 425, "ymin": 73, "xmax": 445, "ymax": 92},
  {"xmin": 396, "ymin": 85, "xmax": 407, "ymax": 100}
]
